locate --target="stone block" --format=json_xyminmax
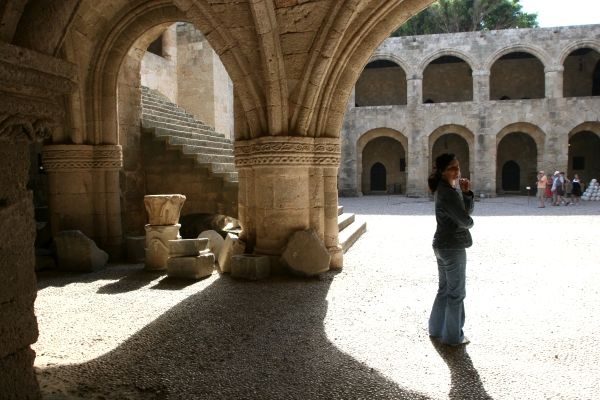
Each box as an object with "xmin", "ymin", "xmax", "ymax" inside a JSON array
[
  {"xmin": 0, "ymin": 348, "xmax": 40, "ymax": 400},
  {"xmin": 168, "ymin": 238, "xmax": 209, "ymax": 257},
  {"xmin": 198, "ymin": 230, "xmax": 225, "ymax": 259},
  {"xmin": 281, "ymin": 229, "xmax": 331, "ymax": 276},
  {"xmin": 231, "ymin": 254, "xmax": 270, "ymax": 280},
  {"xmin": 167, "ymin": 250, "xmax": 215, "ymax": 279},
  {"xmin": 217, "ymin": 233, "xmax": 246, "ymax": 273},
  {"xmin": 144, "ymin": 194, "xmax": 186, "ymax": 225},
  {"xmin": 55, "ymin": 230, "xmax": 108, "ymax": 272},
  {"xmin": 125, "ymin": 236, "xmax": 145, "ymax": 263},
  {"xmin": 145, "ymin": 224, "xmax": 181, "ymax": 270}
]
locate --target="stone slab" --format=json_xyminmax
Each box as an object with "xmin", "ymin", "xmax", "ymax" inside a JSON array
[
  {"xmin": 281, "ymin": 229, "xmax": 331, "ymax": 276},
  {"xmin": 55, "ymin": 230, "xmax": 108, "ymax": 272},
  {"xmin": 230, "ymin": 254, "xmax": 270, "ymax": 280},
  {"xmin": 168, "ymin": 238, "xmax": 209, "ymax": 257},
  {"xmin": 167, "ymin": 251, "xmax": 215, "ymax": 279},
  {"xmin": 217, "ymin": 233, "xmax": 246, "ymax": 273}
]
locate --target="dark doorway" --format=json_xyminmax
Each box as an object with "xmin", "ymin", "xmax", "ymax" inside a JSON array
[
  {"xmin": 370, "ymin": 162, "xmax": 387, "ymax": 191},
  {"xmin": 593, "ymin": 60, "xmax": 600, "ymax": 96},
  {"xmin": 502, "ymin": 161, "xmax": 520, "ymax": 191}
]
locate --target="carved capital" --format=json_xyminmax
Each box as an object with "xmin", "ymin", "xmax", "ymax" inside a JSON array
[
  {"xmin": 234, "ymin": 136, "xmax": 340, "ymax": 168},
  {"xmin": 42, "ymin": 144, "xmax": 123, "ymax": 172}
]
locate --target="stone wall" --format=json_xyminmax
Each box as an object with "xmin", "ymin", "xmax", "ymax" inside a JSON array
[
  {"xmin": 141, "ymin": 25, "xmax": 178, "ymax": 104},
  {"xmin": 341, "ymin": 24, "xmax": 600, "ymax": 197},
  {"xmin": 355, "ymin": 67, "xmax": 407, "ymax": 106}
]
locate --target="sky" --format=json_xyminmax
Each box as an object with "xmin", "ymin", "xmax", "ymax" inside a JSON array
[{"xmin": 518, "ymin": 0, "xmax": 600, "ymax": 28}]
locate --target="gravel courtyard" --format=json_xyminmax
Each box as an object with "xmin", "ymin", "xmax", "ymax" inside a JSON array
[{"xmin": 34, "ymin": 196, "xmax": 600, "ymax": 399}]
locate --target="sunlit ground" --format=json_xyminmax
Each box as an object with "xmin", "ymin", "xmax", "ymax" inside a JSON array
[{"xmin": 34, "ymin": 196, "xmax": 600, "ymax": 399}]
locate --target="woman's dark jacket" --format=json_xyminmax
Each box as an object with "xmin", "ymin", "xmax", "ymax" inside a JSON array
[{"xmin": 433, "ymin": 180, "xmax": 474, "ymax": 249}]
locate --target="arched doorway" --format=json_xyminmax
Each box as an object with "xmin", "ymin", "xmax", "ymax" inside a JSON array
[
  {"xmin": 496, "ymin": 132, "xmax": 537, "ymax": 194},
  {"xmin": 563, "ymin": 48, "xmax": 600, "ymax": 97},
  {"xmin": 502, "ymin": 161, "xmax": 520, "ymax": 191},
  {"xmin": 423, "ymin": 55, "xmax": 473, "ymax": 103},
  {"xmin": 568, "ymin": 130, "xmax": 600, "ymax": 183},
  {"xmin": 490, "ymin": 52, "xmax": 545, "ymax": 100},
  {"xmin": 370, "ymin": 163, "xmax": 387, "ymax": 191},
  {"xmin": 355, "ymin": 60, "xmax": 407, "ymax": 106},
  {"xmin": 431, "ymin": 133, "xmax": 470, "ymax": 179}
]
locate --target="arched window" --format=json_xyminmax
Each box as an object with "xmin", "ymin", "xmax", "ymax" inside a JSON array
[
  {"xmin": 355, "ymin": 60, "xmax": 407, "ymax": 106},
  {"xmin": 423, "ymin": 56, "xmax": 473, "ymax": 103},
  {"xmin": 490, "ymin": 52, "xmax": 545, "ymax": 100},
  {"xmin": 563, "ymin": 48, "xmax": 600, "ymax": 97}
]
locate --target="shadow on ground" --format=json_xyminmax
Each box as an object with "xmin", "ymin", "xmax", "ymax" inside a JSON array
[{"xmin": 36, "ymin": 271, "xmax": 438, "ymax": 399}]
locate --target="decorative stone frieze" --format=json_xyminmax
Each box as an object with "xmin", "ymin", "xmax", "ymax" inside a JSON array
[
  {"xmin": 234, "ymin": 136, "xmax": 341, "ymax": 167},
  {"xmin": 42, "ymin": 144, "xmax": 123, "ymax": 172}
]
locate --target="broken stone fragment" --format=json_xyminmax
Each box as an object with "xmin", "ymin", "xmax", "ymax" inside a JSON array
[
  {"xmin": 217, "ymin": 233, "xmax": 246, "ymax": 273},
  {"xmin": 167, "ymin": 250, "xmax": 215, "ymax": 279},
  {"xmin": 55, "ymin": 230, "xmax": 108, "ymax": 272},
  {"xmin": 198, "ymin": 230, "xmax": 225, "ymax": 259},
  {"xmin": 144, "ymin": 194, "xmax": 186, "ymax": 225},
  {"xmin": 231, "ymin": 254, "xmax": 270, "ymax": 280},
  {"xmin": 281, "ymin": 229, "xmax": 331, "ymax": 276}
]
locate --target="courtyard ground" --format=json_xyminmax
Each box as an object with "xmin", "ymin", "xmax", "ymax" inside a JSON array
[{"xmin": 34, "ymin": 195, "xmax": 600, "ymax": 399}]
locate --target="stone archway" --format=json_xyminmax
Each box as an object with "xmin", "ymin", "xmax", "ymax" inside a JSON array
[
  {"xmin": 496, "ymin": 132, "xmax": 538, "ymax": 194},
  {"xmin": 357, "ymin": 128, "xmax": 408, "ymax": 196},
  {"xmin": 563, "ymin": 47, "xmax": 600, "ymax": 97},
  {"xmin": 428, "ymin": 124, "xmax": 475, "ymax": 180},
  {"xmin": 490, "ymin": 51, "xmax": 546, "ymax": 100},
  {"xmin": 568, "ymin": 123, "xmax": 600, "ymax": 184},
  {"xmin": 422, "ymin": 55, "xmax": 473, "ymax": 103},
  {"xmin": 355, "ymin": 60, "xmax": 407, "ymax": 106}
]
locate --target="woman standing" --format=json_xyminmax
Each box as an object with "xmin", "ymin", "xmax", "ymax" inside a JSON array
[
  {"xmin": 428, "ymin": 153, "xmax": 474, "ymax": 346},
  {"xmin": 571, "ymin": 174, "xmax": 582, "ymax": 205}
]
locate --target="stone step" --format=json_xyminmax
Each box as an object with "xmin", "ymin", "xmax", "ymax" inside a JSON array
[
  {"xmin": 197, "ymin": 161, "xmax": 237, "ymax": 174},
  {"xmin": 337, "ymin": 212, "xmax": 355, "ymax": 232},
  {"xmin": 143, "ymin": 122, "xmax": 232, "ymax": 145},
  {"xmin": 338, "ymin": 219, "xmax": 367, "ymax": 253},
  {"xmin": 141, "ymin": 108, "xmax": 214, "ymax": 129},
  {"xmin": 186, "ymin": 149, "xmax": 235, "ymax": 164},
  {"xmin": 142, "ymin": 112, "xmax": 221, "ymax": 135},
  {"xmin": 166, "ymin": 136, "xmax": 233, "ymax": 152},
  {"xmin": 141, "ymin": 102, "xmax": 216, "ymax": 131},
  {"xmin": 338, "ymin": 205, "xmax": 344, "ymax": 216}
]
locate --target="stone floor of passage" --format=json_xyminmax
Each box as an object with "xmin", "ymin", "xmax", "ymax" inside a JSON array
[{"xmin": 34, "ymin": 196, "xmax": 600, "ymax": 399}]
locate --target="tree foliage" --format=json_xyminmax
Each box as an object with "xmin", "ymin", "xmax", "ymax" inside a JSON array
[{"xmin": 392, "ymin": 0, "xmax": 538, "ymax": 36}]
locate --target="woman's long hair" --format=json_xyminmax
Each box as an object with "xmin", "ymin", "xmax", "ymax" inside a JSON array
[{"xmin": 428, "ymin": 153, "xmax": 456, "ymax": 193}]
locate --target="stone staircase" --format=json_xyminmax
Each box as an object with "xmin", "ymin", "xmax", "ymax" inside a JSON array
[
  {"xmin": 140, "ymin": 86, "xmax": 365, "ymax": 252},
  {"xmin": 141, "ymin": 86, "xmax": 238, "ymax": 184},
  {"xmin": 337, "ymin": 205, "xmax": 367, "ymax": 252}
]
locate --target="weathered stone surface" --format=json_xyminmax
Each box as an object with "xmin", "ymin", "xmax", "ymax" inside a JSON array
[
  {"xmin": 168, "ymin": 238, "xmax": 209, "ymax": 257},
  {"xmin": 217, "ymin": 233, "xmax": 246, "ymax": 273},
  {"xmin": 0, "ymin": 347, "xmax": 40, "ymax": 400},
  {"xmin": 231, "ymin": 254, "xmax": 270, "ymax": 280},
  {"xmin": 55, "ymin": 230, "xmax": 108, "ymax": 272},
  {"xmin": 144, "ymin": 194, "xmax": 186, "ymax": 225},
  {"xmin": 145, "ymin": 224, "xmax": 181, "ymax": 271},
  {"xmin": 281, "ymin": 229, "xmax": 331, "ymax": 276},
  {"xmin": 199, "ymin": 230, "xmax": 225, "ymax": 259},
  {"xmin": 167, "ymin": 250, "xmax": 215, "ymax": 279},
  {"xmin": 125, "ymin": 236, "xmax": 145, "ymax": 263}
]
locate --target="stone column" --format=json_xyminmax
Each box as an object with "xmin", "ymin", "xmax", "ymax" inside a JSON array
[
  {"xmin": 0, "ymin": 40, "xmax": 77, "ymax": 398},
  {"xmin": 473, "ymin": 70, "xmax": 490, "ymax": 103},
  {"xmin": 406, "ymin": 132, "xmax": 429, "ymax": 197},
  {"xmin": 235, "ymin": 136, "xmax": 342, "ymax": 269},
  {"xmin": 42, "ymin": 144, "xmax": 123, "ymax": 257},
  {"xmin": 545, "ymin": 66, "xmax": 564, "ymax": 99},
  {"xmin": 473, "ymin": 134, "xmax": 497, "ymax": 197},
  {"xmin": 406, "ymin": 75, "xmax": 423, "ymax": 107}
]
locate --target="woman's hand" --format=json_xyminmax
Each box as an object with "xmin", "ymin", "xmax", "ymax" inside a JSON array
[{"xmin": 459, "ymin": 178, "xmax": 471, "ymax": 193}]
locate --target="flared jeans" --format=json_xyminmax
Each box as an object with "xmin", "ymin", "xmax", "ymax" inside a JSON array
[{"xmin": 429, "ymin": 247, "xmax": 467, "ymax": 345}]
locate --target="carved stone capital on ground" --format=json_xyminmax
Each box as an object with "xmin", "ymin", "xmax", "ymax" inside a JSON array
[
  {"xmin": 234, "ymin": 136, "xmax": 341, "ymax": 168},
  {"xmin": 41, "ymin": 144, "xmax": 123, "ymax": 172},
  {"xmin": 144, "ymin": 194, "xmax": 187, "ymax": 226}
]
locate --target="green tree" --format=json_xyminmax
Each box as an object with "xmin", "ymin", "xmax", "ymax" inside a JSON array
[{"xmin": 392, "ymin": 0, "xmax": 538, "ymax": 36}]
